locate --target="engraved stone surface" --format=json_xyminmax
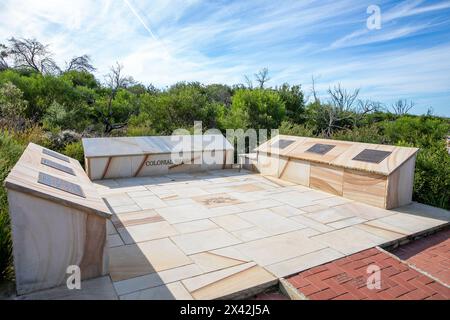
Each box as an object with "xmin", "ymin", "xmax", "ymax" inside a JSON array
[
  {"xmin": 352, "ymin": 149, "xmax": 391, "ymax": 164},
  {"xmin": 271, "ymin": 139, "xmax": 295, "ymax": 149},
  {"xmin": 41, "ymin": 158, "xmax": 75, "ymax": 175},
  {"xmin": 42, "ymin": 149, "xmax": 70, "ymax": 162},
  {"xmin": 306, "ymin": 143, "xmax": 335, "ymax": 155},
  {"xmin": 38, "ymin": 172, "xmax": 85, "ymax": 197}
]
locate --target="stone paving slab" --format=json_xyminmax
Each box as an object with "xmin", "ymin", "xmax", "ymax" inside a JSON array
[
  {"xmin": 99, "ymin": 169, "xmax": 449, "ymax": 300},
  {"xmin": 17, "ymin": 169, "xmax": 449, "ymax": 300},
  {"xmin": 16, "ymin": 276, "xmax": 118, "ymax": 300},
  {"xmin": 171, "ymin": 228, "xmax": 242, "ymax": 255}
]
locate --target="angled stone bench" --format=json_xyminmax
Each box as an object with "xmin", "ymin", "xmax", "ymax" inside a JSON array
[
  {"xmin": 5, "ymin": 143, "xmax": 111, "ymax": 295},
  {"xmin": 82, "ymin": 134, "xmax": 234, "ymax": 180},
  {"xmin": 252, "ymin": 135, "xmax": 419, "ymax": 209}
]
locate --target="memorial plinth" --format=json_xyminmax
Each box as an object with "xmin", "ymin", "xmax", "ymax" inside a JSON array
[
  {"xmin": 254, "ymin": 135, "xmax": 419, "ymax": 209},
  {"xmin": 82, "ymin": 135, "xmax": 234, "ymax": 180},
  {"xmin": 4, "ymin": 143, "xmax": 111, "ymax": 295}
]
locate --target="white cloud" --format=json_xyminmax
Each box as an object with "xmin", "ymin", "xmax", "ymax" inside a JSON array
[
  {"xmin": 0, "ymin": 0, "xmax": 449, "ymax": 115},
  {"xmin": 330, "ymin": 0, "xmax": 450, "ymax": 49}
]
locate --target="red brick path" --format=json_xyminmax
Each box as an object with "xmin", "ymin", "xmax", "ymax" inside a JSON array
[
  {"xmin": 286, "ymin": 247, "xmax": 450, "ymax": 300},
  {"xmin": 391, "ymin": 229, "xmax": 450, "ymax": 286}
]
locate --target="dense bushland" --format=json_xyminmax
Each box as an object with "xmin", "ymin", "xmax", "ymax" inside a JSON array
[{"xmin": 0, "ymin": 38, "xmax": 449, "ymax": 283}]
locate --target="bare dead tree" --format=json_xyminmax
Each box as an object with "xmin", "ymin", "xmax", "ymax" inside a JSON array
[
  {"xmin": 351, "ymin": 99, "xmax": 385, "ymax": 126},
  {"xmin": 254, "ymin": 67, "xmax": 270, "ymax": 89},
  {"xmin": 64, "ymin": 55, "xmax": 95, "ymax": 73},
  {"xmin": 328, "ymin": 84, "xmax": 360, "ymax": 111},
  {"xmin": 357, "ymin": 99, "xmax": 379, "ymax": 114},
  {"xmin": 319, "ymin": 105, "xmax": 352, "ymax": 137},
  {"xmin": 315, "ymin": 84, "xmax": 362, "ymax": 137},
  {"xmin": 7, "ymin": 37, "xmax": 59, "ymax": 74},
  {"xmin": 244, "ymin": 74, "xmax": 253, "ymax": 89},
  {"xmin": 310, "ymin": 75, "xmax": 319, "ymax": 103},
  {"xmin": 391, "ymin": 99, "xmax": 414, "ymax": 115},
  {"xmin": 105, "ymin": 62, "xmax": 134, "ymax": 91},
  {"xmin": 102, "ymin": 62, "xmax": 135, "ymax": 133}
]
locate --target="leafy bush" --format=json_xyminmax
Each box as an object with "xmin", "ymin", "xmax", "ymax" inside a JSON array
[
  {"xmin": 413, "ymin": 143, "xmax": 450, "ymax": 209},
  {"xmin": 126, "ymin": 125, "xmax": 158, "ymax": 137},
  {"xmin": 382, "ymin": 116, "xmax": 449, "ymax": 147},
  {"xmin": 132, "ymin": 83, "xmax": 220, "ymax": 135},
  {"xmin": 0, "ymin": 211, "xmax": 13, "ymax": 281},
  {"xmin": 45, "ymin": 130, "xmax": 81, "ymax": 151},
  {"xmin": 0, "ymin": 131, "xmax": 25, "ymax": 281},
  {"xmin": 42, "ymin": 101, "xmax": 69, "ymax": 130},
  {"xmin": 0, "ymin": 81, "xmax": 27, "ymax": 120},
  {"xmin": 331, "ymin": 124, "xmax": 385, "ymax": 144},
  {"xmin": 6, "ymin": 125, "xmax": 51, "ymax": 147},
  {"xmin": 220, "ymin": 89, "xmax": 286, "ymax": 130},
  {"xmin": 275, "ymin": 84, "xmax": 305, "ymax": 124},
  {"xmin": 379, "ymin": 116, "xmax": 450, "ymax": 209},
  {"xmin": 278, "ymin": 120, "xmax": 314, "ymax": 137},
  {"xmin": 63, "ymin": 141, "xmax": 85, "ymax": 165}
]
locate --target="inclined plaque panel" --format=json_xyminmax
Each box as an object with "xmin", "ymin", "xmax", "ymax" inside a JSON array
[
  {"xmin": 271, "ymin": 139, "xmax": 295, "ymax": 149},
  {"xmin": 42, "ymin": 149, "xmax": 70, "ymax": 163},
  {"xmin": 306, "ymin": 143, "xmax": 336, "ymax": 155},
  {"xmin": 41, "ymin": 158, "xmax": 75, "ymax": 175},
  {"xmin": 352, "ymin": 149, "xmax": 391, "ymax": 164},
  {"xmin": 37, "ymin": 172, "xmax": 85, "ymax": 198}
]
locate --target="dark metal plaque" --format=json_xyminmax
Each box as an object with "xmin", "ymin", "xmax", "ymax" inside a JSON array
[
  {"xmin": 42, "ymin": 149, "xmax": 70, "ymax": 162},
  {"xmin": 41, "ymin": 158, "xmax": 75, "ymax": 175},
  {"xmin": 38, "ymin": 172, "xmax": 85, "ymax": 198},
  {"xmin": 352, "ymin": 149, "xmax": 391, "ymax": 164},
  {"xmin": 306, "ymin": 143, "xmax": 336, "ymax": 155},
  {"xmin": 271, "ymin": 139, "xmax": 295, "ymax": 149}
]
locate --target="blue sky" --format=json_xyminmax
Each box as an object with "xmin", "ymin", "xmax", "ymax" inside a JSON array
[{"xmin": 1, "ymin": 0, "xmax": 449, "ymax": 116}]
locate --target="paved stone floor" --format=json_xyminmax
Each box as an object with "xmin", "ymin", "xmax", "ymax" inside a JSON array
[
  {"xmin": 17, "ymin": 169, "xmax": 450, "ymax": 300},
  {"xmin": 286, "ymin": 247, "xmax": 450, "ymax": 300}
]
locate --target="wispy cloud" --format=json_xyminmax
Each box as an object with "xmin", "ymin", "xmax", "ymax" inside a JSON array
[
  {"xmin": 122, "ymin": 0, "xmax": 159, "ymax": 44},
  {"xmin": 330, "ymin": 0, "xmax": 450, "ymax": 49},
  {"xmin": 329, "ymin": 23, "xmax": 432, "ymax": 49},
  {"xmin": 0, "ymin": 0, "xmax": 449, "ymax": 115}
]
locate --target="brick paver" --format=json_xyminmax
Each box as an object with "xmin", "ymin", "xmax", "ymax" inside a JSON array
[
  {"xmin": 391, "ymin": 229, "xmax": 450, "ymax": 286},
  {"xmin": 286, "ymin": 247, "xmax": 450, "ymax": 300}
]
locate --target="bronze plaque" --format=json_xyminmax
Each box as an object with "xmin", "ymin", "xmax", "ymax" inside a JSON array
[
  {"xmin": 42, "ymin": 149, "xmax": 70, "ymax": 163},
  {"xmin": 352, "ymin": 149, "xmax": 391, "ymax": 164},
  {"xmin": 306, "ymin": 144, "xmax": 335, "ymax": 155},
  {"xmin": 271, "ymin": 139, "xmax": 295, "ymax": 149},
  {"xmin": 41, "ymin": 158, "xmax": 75, "ymax": 175},
  {"xmin": 38, "ymin": 172, "xmax": 85, "ymax": 198}
]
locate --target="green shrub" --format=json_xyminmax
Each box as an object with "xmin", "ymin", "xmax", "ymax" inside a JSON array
[
  {"xmin": 0, "ymin": 131, "xmax": 25, "ymax": 281},
  {"xmin": 220, "ymin": 89, "xmax": 286, "ymax": 130},
  {"xmin": 380, "ymin": 116, "xmax": 450, "ymax": 209},
  {"xmin": 413, "ymin": 144, "xmax": 450, "ymax": 209},
  {"xmin": 331, "ymin": 125, "xmax": 385, "ymax": 144},
  {"xmin": 278, "ymin": 120, "xmax": 314, "ymax": 137},
  {"xmin": 8, "ymin": 125, "xmax": 52, "ymax": 147},
  {"xmin": 63, "ymin": 141, "xmax": 85, "ymax": 166},
  {"xmin": 382, "ymin": 116, "xmax": 449, "ymax": 148},
  {"xmin": 0, "ymin": 211, "xmax": 13, "ymax": 281},
  {"xmin": 0, "ymin": 81, "xmax": 28, "ymax": 120},
  {"xmin": 126, "ymin": 125, "xmax": 158, "ymax": 137},
  {"xmin": 275, "ymin": 84, "xmax": 305, "ymax": 124}
]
